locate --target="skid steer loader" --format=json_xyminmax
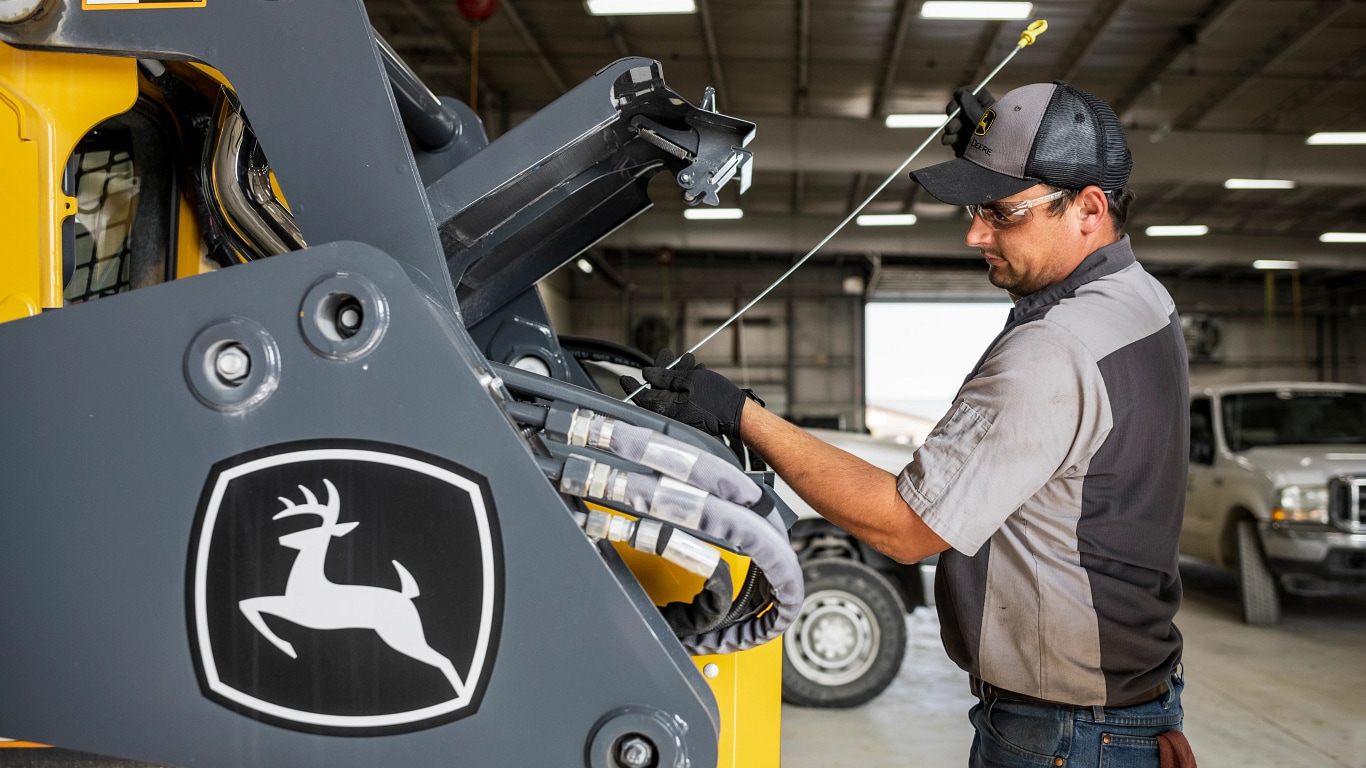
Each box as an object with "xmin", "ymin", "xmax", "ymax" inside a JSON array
[{"xmin": 0, "ymin": 2, "xmax": 799, "ymax": 766}]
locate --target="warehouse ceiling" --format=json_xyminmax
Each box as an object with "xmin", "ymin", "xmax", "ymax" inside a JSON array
[{"xmin": 365, "ymin": 0, "xmax": 1366, "ymax": 286}]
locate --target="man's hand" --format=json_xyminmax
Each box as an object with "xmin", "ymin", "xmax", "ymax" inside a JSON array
[
  {"xmin": 620, "ymin": 349, "xmax": 747, "ymax": 440},
  {"xmin": 941, "ymin": 86, "xmax": 994, "ymax": 158}
]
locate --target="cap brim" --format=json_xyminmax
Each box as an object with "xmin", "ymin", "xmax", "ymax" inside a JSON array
[{"xmin": 909, "ymin": 156, "xmax": 1036, "ymax": 206}]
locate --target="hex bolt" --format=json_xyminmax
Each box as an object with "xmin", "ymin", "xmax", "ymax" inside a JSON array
[
  {"xmin": 214, "ymin": 343, "xmax": 251, "ymax": 385},
  {"xmin": 677, "ymin": 171, "xmax": 694, "ymax": 186},
  {"xmin": 617, "ymin": 735, "xmax": 655, "ymax": 768}
]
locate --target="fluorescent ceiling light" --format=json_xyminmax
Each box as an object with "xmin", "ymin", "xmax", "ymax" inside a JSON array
[
  {"xmin": 1306, "ymin": 132, "xmax": 1366, "ymax": 145},
  {"xmin": 1320, "ymin": 232, "xmax": 1366, "ymax": 243},
  {"xmin": 1224, "ymin": 178, "xmax": 1295, "ymax": 190},
  {"xmin": 1145, "ymin": 225, "xmax": 1208, "ymax": 237},
  {"xmin": 920, "ymin": 2, "xmax": 1033, "ymax": 20},
  {"xmin": 585, "ymin": 0, "xmax": 695, "ymax": 15},
  {"xmin": 576, "ymin": 258, "xmax": 593, "ymax": 274},
  {"xmin": 857, "ymin": 214, "xmax": 919, "ymax": 226},
  {"xmin": 1253, "ymin": 260, "xmax": 1299, "ymax": 270},
  {"xmin": 885, "ymin": 114, "xmax": 946, "ymax": 129},
  {"xmin": 684, "ymin": 207, "xmax": 743, "ymax": 220}
]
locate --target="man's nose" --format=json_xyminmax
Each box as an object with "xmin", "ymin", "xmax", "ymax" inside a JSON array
[{"xmin": 965, "ymin": 210, "xmax": 993, "ymax": 248}]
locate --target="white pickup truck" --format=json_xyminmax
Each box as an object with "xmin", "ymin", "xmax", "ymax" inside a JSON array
[{"xmin": 1183, "ymin": 382, "xmax": 1366, "ymax": 624}]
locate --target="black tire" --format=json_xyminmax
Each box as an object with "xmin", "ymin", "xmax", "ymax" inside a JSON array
[
  {"xmin": 1237, "ymin": 519, "xmax": 1281, "ymax": 625},
  {"xmin": 782, "ymin": 558, "xmax": 907, "ymax": 708}
]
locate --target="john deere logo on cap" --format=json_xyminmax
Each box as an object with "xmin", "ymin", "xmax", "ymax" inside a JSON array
[{"xmin": 975, "ymin": 109, "xmax": 996, "ymax": 136}]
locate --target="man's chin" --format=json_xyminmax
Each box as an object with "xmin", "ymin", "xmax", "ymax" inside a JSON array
[{"xmin": 987, "ymin": 266, "xmax": 1017, "ymax": 292}]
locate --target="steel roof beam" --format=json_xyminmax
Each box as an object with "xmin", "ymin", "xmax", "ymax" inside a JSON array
[
  {"xmin": 393, "ymin": 0, "xmax": 503, "ymax": 112},
  {"xmin": 1110, "ymin": 0, "xmax": 1244, "ymax": 119},
  {"xmin": 794, "ymin": 0, "xmax": 810, "ymax": 115},
  {"xmin": 1171, "ymin": 0, "xmax": 1352, "ymax": 131},
  {"xmin": 500, "ymin": 0, "xmax": 568, "ymax": 95},
  {"xmin": 1254, "ymin": 43, "xmax": 1366, "ymax": 131},
  {"xmin": 845, "ymin": 172, "xmax": 867, "ymax": 216},
  {"xmin": 871, "ymin": 0, "xmax": 916, "ymax": 118},
  {"xmin": 1052, "ymin": 0, "xmax": 1130, "ymax": 85},
  {"xmin": 791, "ymin": 0, "xmax": 809, "ymax": 215},
  {"xmin": 696, "ymin": 0, "xmax": 728, "ymax": 112},
  {"xmin": 960, "ymin": 21, "xmax": 1005, "ymax": 88}
]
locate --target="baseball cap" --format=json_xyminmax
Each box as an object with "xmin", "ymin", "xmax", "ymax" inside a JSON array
[{"xmin": 910, "ymin": 81, "xmax": 1132, "ymax": 206}]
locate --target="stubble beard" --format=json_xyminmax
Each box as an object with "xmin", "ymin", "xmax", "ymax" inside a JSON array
[{"xmin": 983, "ymin": 251, "xmax": 1022, "ymax": 293}]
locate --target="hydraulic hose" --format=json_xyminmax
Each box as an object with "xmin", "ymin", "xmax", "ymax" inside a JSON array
[
  {"xmin": 560, "ymin": 457, "xmax": 801, "ymax": 655},
  {"xmin": 523, "ymin": 400, "xmax": 803, "ymax": 654}
]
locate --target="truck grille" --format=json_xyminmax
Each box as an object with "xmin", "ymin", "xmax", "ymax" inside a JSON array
[{"xmin": 1328, "ymin": 476, "xmax": 1366, "ymax": 533}]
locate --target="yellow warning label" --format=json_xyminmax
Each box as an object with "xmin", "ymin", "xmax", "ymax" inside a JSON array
[{"xmin": 84, "ymin": 0, "xmax": 206, "ymax": 9}]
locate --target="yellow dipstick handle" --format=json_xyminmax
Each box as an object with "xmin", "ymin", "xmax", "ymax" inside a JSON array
[{"xmin": 1018, "ymin": 19, "xmax": 1048, "ymax": 47}]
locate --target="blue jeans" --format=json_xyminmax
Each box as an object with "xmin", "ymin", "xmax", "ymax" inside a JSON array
[{"xmin": 968, "ymin": 667, "xmax": 1185, "ymax": 768}]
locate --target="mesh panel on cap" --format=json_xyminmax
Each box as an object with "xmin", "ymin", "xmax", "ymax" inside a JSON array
[{"xmin": 1025, "ymin": 85, "xmax": 1131, "ymax": 191}]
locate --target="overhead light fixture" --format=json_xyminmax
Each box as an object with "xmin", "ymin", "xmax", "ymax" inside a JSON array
[
  {"xmin": 1305, "ymin": 132, "xmax": 1366, "ymax": 145},
  {"xmin": 684, "ymin": 207, "xmax": 743, "ymax": 220},
  {"xmin": 885, "ymin": 114, "xmax": 946, "ymax": 128},
  {"xmin": 856, "ymin": 214, "xmax": 919, "ymax": 226},
  {"xmin": 585, "ymin": 0, "xmax": 696, "ymax": 15},
  {"xmin": 1224, "ymin": 178, "xmax": 1296, "ymax": 190},
  {"xmin": 1253, "ymin": 260, "xmax": 1299, "ymax": 270},
  {"xmin": 1145, "ymin": 225, "xmax": 1208, "ymax": 237},
  {"xmin": 1320, "ymin": 232, "xmax": 1366, "ymax": 243},
  {"xmin": 576, "ymin": 258, "xmax": 594, "ymax": 274},
  {"xmin": 920, "ymin": 2, "xmax": 1034, "ymax": 20}
]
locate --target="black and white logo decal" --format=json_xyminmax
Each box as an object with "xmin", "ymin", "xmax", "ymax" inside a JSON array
[{"xmin": 188, "ymin": 441, "xmax": 502, "ymax": 735}]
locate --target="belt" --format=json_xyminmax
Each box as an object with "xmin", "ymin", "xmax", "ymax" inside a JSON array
[{"xmin": 970, "ymin": 677, "xmax": 1170, "ymax": 709}]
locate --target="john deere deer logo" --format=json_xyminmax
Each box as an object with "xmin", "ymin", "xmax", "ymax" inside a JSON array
[
  {"xmin": 238, "ymin": 480, "xmax": 466, "ymax": 697},
  {"xmin": 975, "ymin": 108, "xmax": 996, "ymax": 136},
  {"xmin": 190, "ymin": 442, "xmax": 502, "ymax": 735}
]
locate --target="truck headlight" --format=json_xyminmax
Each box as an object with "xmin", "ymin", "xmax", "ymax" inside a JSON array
[{"xmin": 1272, "ymin": 485, "xmax": 1329, "ymax": 524}]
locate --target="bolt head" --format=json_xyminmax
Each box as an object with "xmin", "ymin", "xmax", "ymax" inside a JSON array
[
  {"xmin": 338, "ymin": 306, "xmax": 362, "ymax": 330},
  {"xmin": 617, "ymin": 735, "xmax": 654, "ymax": 768},
  {"xmin": 214, "ymin": 344, "xmax": 251, "ymax": 383}
]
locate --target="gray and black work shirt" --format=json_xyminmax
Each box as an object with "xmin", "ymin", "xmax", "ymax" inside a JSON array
[{"xmin": 897, "ymin": 235, "xmax": 1188, "ymax": 707}]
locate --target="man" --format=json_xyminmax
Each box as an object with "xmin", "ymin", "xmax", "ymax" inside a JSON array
[{"xmin": 625, "ymin": 82, "xmax": 1194, "ymax": 768}]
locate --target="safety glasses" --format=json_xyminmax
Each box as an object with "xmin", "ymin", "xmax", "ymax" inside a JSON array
[{"xmin": 967, "ymin": 189, "xmax": 1068, "ymax": 230}]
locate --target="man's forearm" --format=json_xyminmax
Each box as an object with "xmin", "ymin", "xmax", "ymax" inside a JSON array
[{"xmin": 740, "ymin": 402, "xmax": 950, "ymax": 564}]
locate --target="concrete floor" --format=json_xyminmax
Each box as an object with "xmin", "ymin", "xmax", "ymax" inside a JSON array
[
  {"xmin": 5, "ymin": 560, "xmax": 1362, "ymax": 766},
  {"xmin": 781, "ymin": 559, "xmax": 1366, "ymax": 768}
]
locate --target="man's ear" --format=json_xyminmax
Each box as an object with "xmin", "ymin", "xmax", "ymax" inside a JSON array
[{"xmin": 1075, "ymin": 186, "xmax": 1110, "ymax": 235}]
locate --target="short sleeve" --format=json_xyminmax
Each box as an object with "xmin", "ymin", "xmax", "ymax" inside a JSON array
[{"xmin": 897, "ymin": 321, "xmax": 1106, "ymax": 555}]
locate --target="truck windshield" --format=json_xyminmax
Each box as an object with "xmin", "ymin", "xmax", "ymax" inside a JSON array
[{"xmin": 1221, "ymin": 391, "xmax": 1366, "ymax": 451}]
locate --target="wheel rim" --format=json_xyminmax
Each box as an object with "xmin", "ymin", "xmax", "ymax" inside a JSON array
[{"xmin": 786, "ymin": 588, "xmax": 881, "ymax": 687}]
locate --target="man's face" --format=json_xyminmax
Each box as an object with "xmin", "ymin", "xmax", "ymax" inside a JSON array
[{"xmin": 965, "ymin": 184, "xmax": 1078, "ymax": 298}]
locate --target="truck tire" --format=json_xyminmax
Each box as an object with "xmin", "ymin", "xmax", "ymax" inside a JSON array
[
  {"xmin": 1237, "ymin": 519, "xmax": 1281, "ymax": 625},
  {"xmin": 782, "ymin": 558, "xmax": 907, "ymax": 708}
]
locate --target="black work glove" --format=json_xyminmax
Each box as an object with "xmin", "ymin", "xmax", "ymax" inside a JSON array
[
  {"xmin": 620, "ymin": 349, "xmax": 752, "ymax": 441},
  {"xmin": 941, "ymin": 86, "xmax": 995, "ymax": 158}
]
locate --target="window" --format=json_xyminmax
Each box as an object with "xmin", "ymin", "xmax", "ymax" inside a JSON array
[
  {"xmin": 62, "ymin": 103, "xmax": 177, "ymax": 305},
  {"xmin": 1221, "ymin": 390, "xmax": 1366, "ymax": 451}
]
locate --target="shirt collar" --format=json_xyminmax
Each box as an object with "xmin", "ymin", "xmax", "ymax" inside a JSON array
[{"xmin": 1010, "ymin": 234, "xmax": 1135, "ymax": 318}]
